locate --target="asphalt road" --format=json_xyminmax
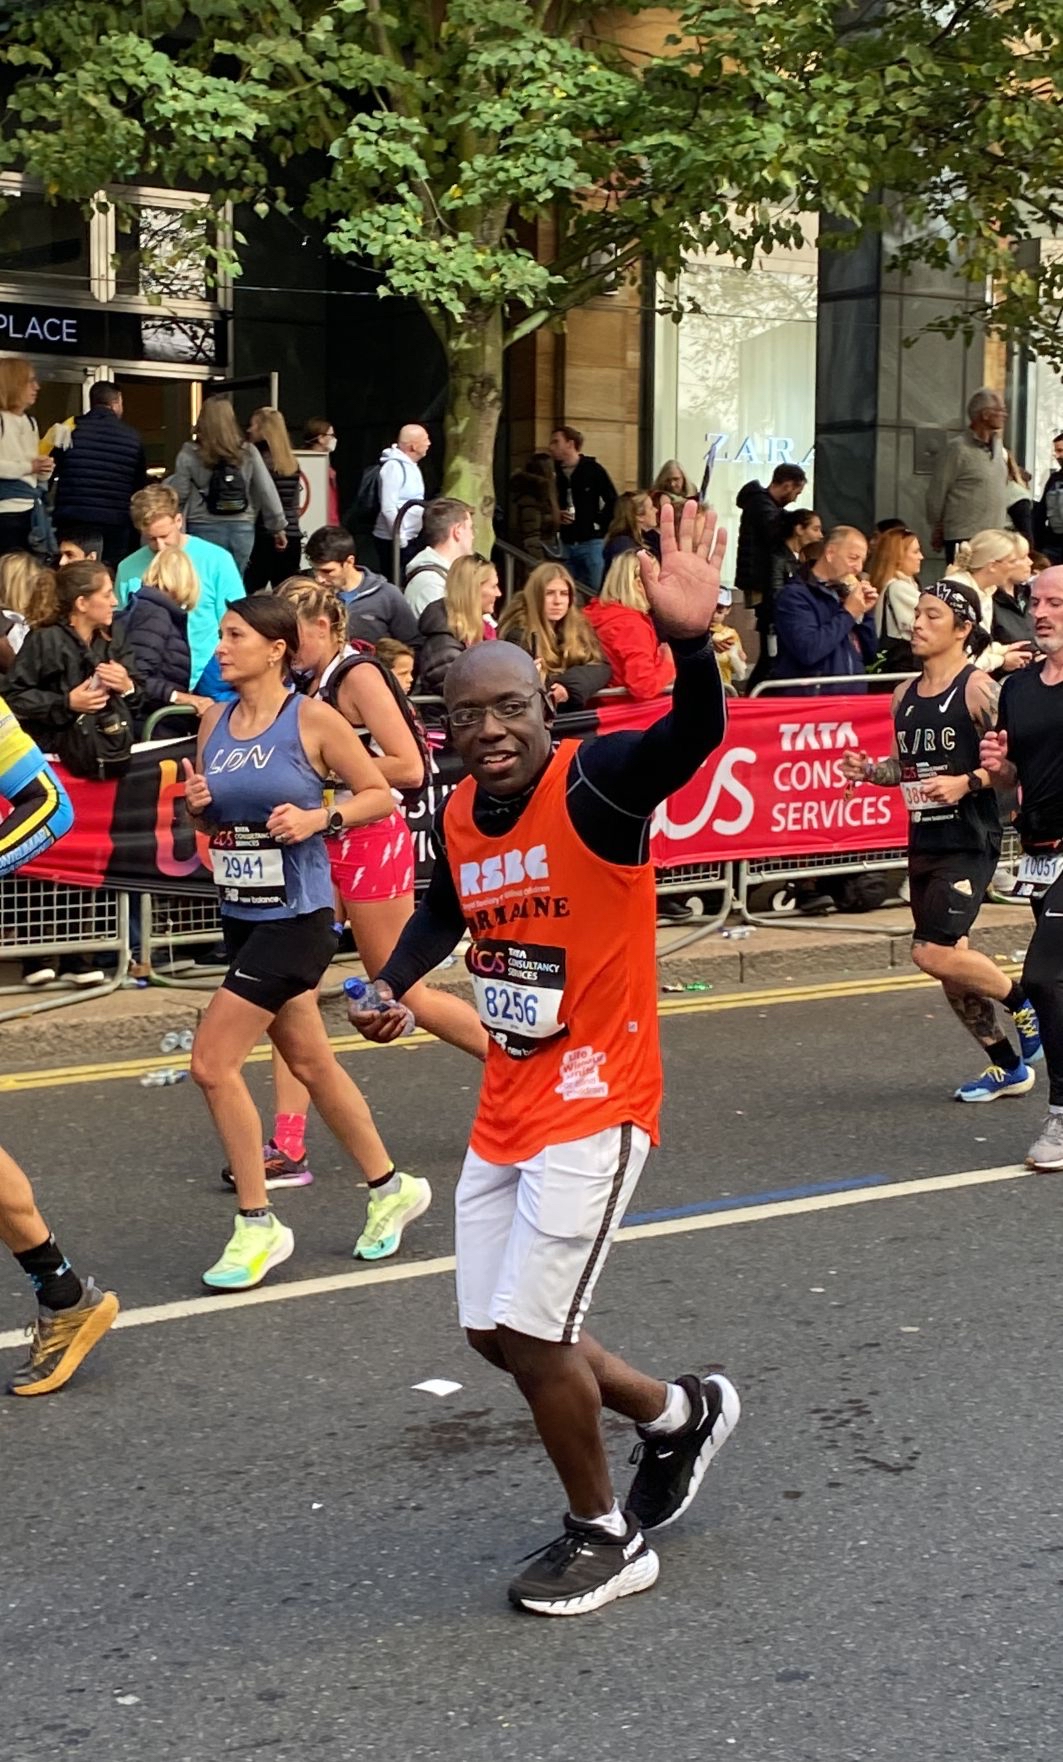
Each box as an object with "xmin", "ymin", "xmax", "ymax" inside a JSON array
[{"xmin": 0, "ymin": 986, "xmax": 1059, "ymax": 1761}]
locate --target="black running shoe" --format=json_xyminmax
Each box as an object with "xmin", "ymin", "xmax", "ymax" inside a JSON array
[
  {"xmin": 626, "ymin": 1372, "xmax": 740, "ymax": 1531},
  {"xmin": 508, "ymin": 1513, "xmax": 658, "ymax": 1617}
]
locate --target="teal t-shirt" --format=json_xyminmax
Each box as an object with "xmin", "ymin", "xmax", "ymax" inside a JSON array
[{"xmin": 115, "ymin": 535, "xmax": 244, "ymax": 694}]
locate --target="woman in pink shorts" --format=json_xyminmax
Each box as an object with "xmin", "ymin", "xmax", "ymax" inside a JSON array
[{"xmin": 254, "ymin": 581, "xmax": 487, "ymax": 1186}]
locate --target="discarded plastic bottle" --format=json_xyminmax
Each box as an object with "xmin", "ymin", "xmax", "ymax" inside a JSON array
[
  {"xmin": 160, "ymin": 1029, "xmax": 195, "ymax": 1055},
  {"xmin": 721, "ymin": 928, "xmax": 753, "ymax": 940},
  {"xmin": 343, "ymin": 976, "xmax": 416, "ymax": 1036},
  {"xmin": 139, "ymin": 1068, "xmax": 189, "ymax": 1088}
]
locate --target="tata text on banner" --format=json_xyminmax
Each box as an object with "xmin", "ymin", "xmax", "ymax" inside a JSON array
[{"xmin": 594, "ymin": 693, "xmax": 907, "ymax": 866}]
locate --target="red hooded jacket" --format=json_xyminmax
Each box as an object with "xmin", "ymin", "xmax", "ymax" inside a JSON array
[{"xmin": 584, "ymin": 600, "xmax": 675, "ymax": 701}]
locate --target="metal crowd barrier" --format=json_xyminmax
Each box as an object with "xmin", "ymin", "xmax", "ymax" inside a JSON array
[
  {"xmin": 0, "ymin": 670, "xmax": 1030, "ymax": 1014},
  {"xmin": 0, "ymin": 878, "xmax": 130, "ymax": 1022}
]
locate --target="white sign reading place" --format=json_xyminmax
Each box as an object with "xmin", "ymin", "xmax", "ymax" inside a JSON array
[{"xmin": 0, "ymin": 310, "xmax": 79, "ymax": 345}]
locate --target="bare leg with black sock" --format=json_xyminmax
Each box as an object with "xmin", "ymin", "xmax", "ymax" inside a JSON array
[{"xmin": 0, "ymin": 1142, "xmax": 118, "ymax": 1397}]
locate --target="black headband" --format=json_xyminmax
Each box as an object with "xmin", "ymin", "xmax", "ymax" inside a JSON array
[{"xmin": 924, "ymin": 581, "xmax": 977, "ymax": 624}]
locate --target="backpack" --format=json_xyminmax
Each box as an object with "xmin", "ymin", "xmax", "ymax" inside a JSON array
[
  {"xmin": 58, "ymin": 696, "xmax": 135, "ymax": 780},
  {"xmin": 205, "ymin": 457, "xmax": 249, "ymax": 517},
  {"xmin": 320, "ymin": 650, "xmax": 430, "ymax": 811},
  {"xmin": 1045, "ymin": 482, "xmax": 1063, "ymax": 537},
  {"xmin": 350, "ymin": 462, "xmax": 383, "ymax": 533}
]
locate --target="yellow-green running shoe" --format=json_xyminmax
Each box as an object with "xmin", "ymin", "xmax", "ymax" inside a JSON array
[
  {"xmin": 354, "ymin": 1173, "xmax": 432, "ymax": 1261},
  {"xmin": 202, "ymin": 1214, "xmax": 295, "ymax": 1291}
]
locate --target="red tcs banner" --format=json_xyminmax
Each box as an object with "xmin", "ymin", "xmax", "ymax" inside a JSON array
[
  {"xmin": 9, "ymin": 696, "xmax": 908, "ymax": 894},
  {"xmin": 595, "ymin": 692, "xmax": 909, "ymax": 865}
]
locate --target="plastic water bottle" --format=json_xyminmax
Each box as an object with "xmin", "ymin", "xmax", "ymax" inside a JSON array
[
  {"xmin": 160, "ymin": 1029, "xmax": 194, "ymax": 1055},
  {"xmin": 343, "ymin": 977, "xmax": 415, "ymax": 1036},
  {"xmin": 139, "ymin": 1068, "xmax": 188, "ymax": 1088}
]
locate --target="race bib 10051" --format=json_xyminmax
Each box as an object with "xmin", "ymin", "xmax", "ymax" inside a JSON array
[{"xmin": 1015, "ymin": 852, "xmax": 1063, "ymax": 900}]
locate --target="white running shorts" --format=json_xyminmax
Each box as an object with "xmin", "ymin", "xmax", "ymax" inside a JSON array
[{"xmin": 455, "ymin": 1123, "xmax": 651, "ymax": 1345}]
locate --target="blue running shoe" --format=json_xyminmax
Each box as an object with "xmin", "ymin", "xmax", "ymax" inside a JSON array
[
  {"xmin": 1012, "ymin": 1002, "xmax": 1044, "ymax": 1065},
  {"xmin": 955, "ymin": 1062, "xmax": 1036, "ymax": 1103}
]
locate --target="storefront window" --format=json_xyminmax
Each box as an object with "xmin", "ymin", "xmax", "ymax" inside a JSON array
[
  {"xmin": 656, "ymin": 230, "xmax": 818, "ymax": 581},
  {"xmin": 114, "ymin": 203, "xmax": 214, "ymax": 303},
  {"xmin": 0, "ymin": 189, "xmax": 90, "ymax": 291}
]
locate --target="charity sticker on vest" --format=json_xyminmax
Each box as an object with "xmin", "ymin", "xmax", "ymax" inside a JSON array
[
  {"xmin": 555, "ymin": 1045, "xmax": 610, "ymax": 1102},
  {"xmin": 210, "ymin": 823, "xmax": 287, "ymax": 908},
  {"xmin": 467, "ymin": 939, "xmax": 566, "ymax": 1058}
]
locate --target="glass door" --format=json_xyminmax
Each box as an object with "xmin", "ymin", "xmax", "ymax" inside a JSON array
[{"xmin": 112, "ymin": 372, "xmax": 200, "ymax": 477}]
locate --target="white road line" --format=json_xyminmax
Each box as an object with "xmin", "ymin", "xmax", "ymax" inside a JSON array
[{"xmin": 0, "ymin": 1161, "xmax": 1036, "ymax": 1353}]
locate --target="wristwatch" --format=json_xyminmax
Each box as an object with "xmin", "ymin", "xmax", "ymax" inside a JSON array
[
  {"xmin": 966, "ymin": 771, "xmax": 984, "ymax": 794},
  {"xmin": 323, "ymin": 807, "xmax": 346, "ymax": 838}
]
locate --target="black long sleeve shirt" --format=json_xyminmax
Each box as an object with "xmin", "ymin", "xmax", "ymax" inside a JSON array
[{"xmin": 378, "ymin": 635, "xmax": 726, "ymax": 998}]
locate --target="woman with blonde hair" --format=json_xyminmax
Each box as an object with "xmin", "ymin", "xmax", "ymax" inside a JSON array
[
  {"xmin": 651, "ymin": 458, "xmax": 698, "ymax": 503},
  {"xmin": 0, "ymin": 551, "xmax": 43, "ymax": 670},
  {"xmin": 168, "ymin": 394, "xmax": 285, "ymax": 577},
  {"xmin": 417, "ymin": 554, "xmax": 498, "ymax": 695},
  {"xmin": 246, "ymin": 406, "xmax": 303, "ymax": 589},
  {"xmin": 244, "ymin": 577, "xmax": 486, "ymax": 1189},
  {"xmin": 869, "ymin": 525, "xmax": 924, "ymax": 666},
  {"xmin": 119, "ymin": 546, "xmax": 213, "ymax": 716},
  {"xmin": 602, "ymin": 490, "xmax": 660, "ymax": 569},
  {"xmin": 946, "ymin": 530, "xmax": 1034, "ymax": 674},
  {"xmin": 497, "ymin": 561, "xmax": 609, "ymax": 707},
  {"xmin": 585, "ymin": 550, "xmax": 676, "ymax": 700},
  {"xmin": 0, "ymin": 359, "xmax": 54, "ymax": 557}
]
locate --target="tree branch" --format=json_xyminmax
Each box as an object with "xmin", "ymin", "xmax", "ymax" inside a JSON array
[{"xmin": 503, "ymin": 236, "xmax": 645, "ymax": 349}]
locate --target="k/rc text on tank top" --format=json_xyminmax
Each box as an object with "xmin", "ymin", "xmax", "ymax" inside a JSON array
[
  {"xmin": 201, "ymin": 694, "xmax": 332, "ymax": 920},
  {"xmin": 895, "ymin": 665, "xmax": 1000, "ymax": 854},
  {"xmin": 444, "ymin": 739, "xmax": 662, "ymax": 1165}
]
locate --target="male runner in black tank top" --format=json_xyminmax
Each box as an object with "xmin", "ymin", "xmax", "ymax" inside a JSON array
[
  {"xmin": 842, "ymin": 581, "xmax": 1042, "ymax": 1100},
  {"xmin": 982, "ymin": 565, "xmax": 1063, "ymax": 1168}
]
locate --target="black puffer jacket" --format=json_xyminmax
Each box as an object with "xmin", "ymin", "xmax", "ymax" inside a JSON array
[
  {"xmin": 734, "ymin": 480, "xmax": 782, "ymax": 600},
  {"xmin": 254, "ymin": 443, "xmax": 301, "ymax": 540},
  {"xmin": 417, "ymin": 598, "xmax": 470, "ymax": 695},
  {"xmin": 53, "ymin": 407, "xmax": 148, "ymax": 527},
  {"xmin": 117, "ymin": 585, "xmax": 193, "ymax": 709},
  {"xmin": 5, "ymin": 620, "xmax": 145, "ymax": 747}
]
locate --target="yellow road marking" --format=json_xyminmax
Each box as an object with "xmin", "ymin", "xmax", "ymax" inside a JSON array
[{"xmin": 0, "ymin": 962, "xmax": 1019, "ymax": 1095}]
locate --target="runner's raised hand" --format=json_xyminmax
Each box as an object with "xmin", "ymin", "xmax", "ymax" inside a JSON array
[
  {"xmin": 639, "ymin": 498, "xmax": 726, "ymax": 639},
  {"xmin": 181, "ymin": 756, "xmax": 213, "ymax": 816}
]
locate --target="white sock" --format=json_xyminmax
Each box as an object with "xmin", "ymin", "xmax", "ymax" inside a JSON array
[
  {"xmin": 642, "ymin": 1381, "xmax": 693, "ymax": 1437},
  {"xmin": 1050, "ymin": 1105, "xmax": 1063, "ymax": 1116},
  {"xmin": 576, "ymin": 1502, "xmax": 626, "ymax": 1537}
]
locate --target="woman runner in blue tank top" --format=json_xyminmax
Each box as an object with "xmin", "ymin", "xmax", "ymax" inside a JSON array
[{"xmin": 183, "ymin": 595, "xmax": 430, "ymax": 1292}]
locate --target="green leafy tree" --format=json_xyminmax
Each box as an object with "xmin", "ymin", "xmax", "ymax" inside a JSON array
[{"xmin": 3, "ymin": 0, "xmax": 1062, "ymax": 520}]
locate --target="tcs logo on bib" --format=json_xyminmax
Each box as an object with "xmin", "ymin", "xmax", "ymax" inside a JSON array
[{"xmin": 459, "ymin": 844, "xmax": 549, "ymax": 899}]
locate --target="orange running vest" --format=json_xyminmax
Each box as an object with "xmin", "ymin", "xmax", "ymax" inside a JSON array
[{"xmin": 444, "ymin": 740, "xmax": 662, "ymax": 1164}]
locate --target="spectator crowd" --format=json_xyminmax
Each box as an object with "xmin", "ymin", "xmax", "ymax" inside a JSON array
[{"xmin": 0, "ymin": 357, "xmax": 1059, "ymax": 878}]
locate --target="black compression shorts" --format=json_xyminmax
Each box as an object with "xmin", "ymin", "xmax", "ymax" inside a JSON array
[
  {"xmin": 221, "ymin": 908, "xmax": 339, "ymax": 1013},
  {"xmin": 908, "ymin": 849, "xmax": 998, "ymax": 948}
]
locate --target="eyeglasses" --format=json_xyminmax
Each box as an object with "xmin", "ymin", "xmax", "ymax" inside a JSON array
[{"xmin": 447, "ymin": 692, "xmax": 543, "ymax": 730}]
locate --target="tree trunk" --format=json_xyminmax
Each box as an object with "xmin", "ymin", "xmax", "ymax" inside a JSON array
[{"xmin": 439, "ymin": 307, "xmax": 505, "ymax": 552}]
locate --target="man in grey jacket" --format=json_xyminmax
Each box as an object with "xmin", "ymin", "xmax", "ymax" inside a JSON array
[
  {"xmin": 306, "ymin": 525, "xmax": 421, "ymax": 647},
  {"xmin": 926, "ymin": 388, "xmax": 1009, "ymax": 563}
]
